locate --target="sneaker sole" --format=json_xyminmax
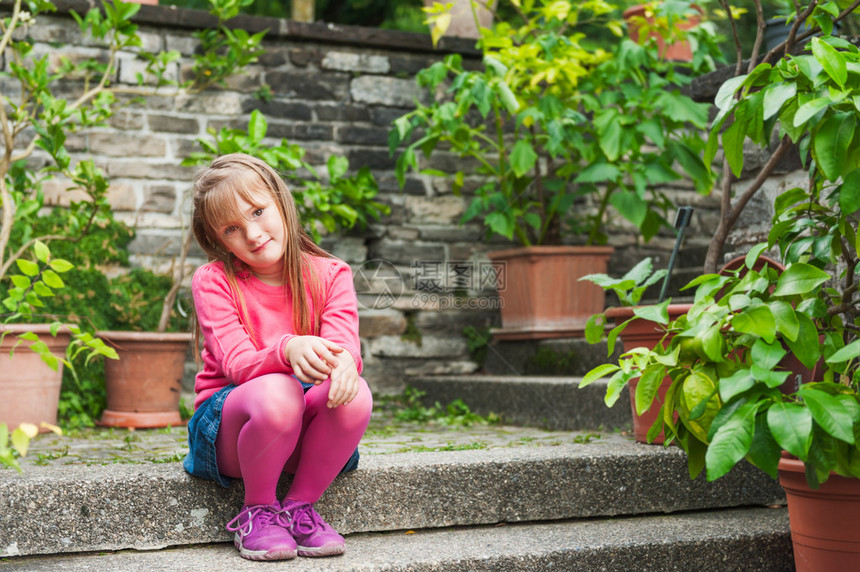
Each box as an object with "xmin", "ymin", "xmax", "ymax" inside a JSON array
[
  {"xmin": 297, "ymin": 542, "xmax": 346, "ymax": 557},
  {"xmin": 234, "ymin": 539, "xmax": 298, "ymax": 561}
]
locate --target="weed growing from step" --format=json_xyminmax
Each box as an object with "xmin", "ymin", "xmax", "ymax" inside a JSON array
[
  {"xmin": 392, "ymin": 441, "xmax": 488, "ymax": 454},
  {"xmin": 375, "ymin": 386, "xmax": 501, "ymax": 427}
]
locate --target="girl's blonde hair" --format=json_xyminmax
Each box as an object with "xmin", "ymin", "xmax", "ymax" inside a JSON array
[{"xmin": 191, "ymin": 153, "xmax": 329, "ymax": 349}]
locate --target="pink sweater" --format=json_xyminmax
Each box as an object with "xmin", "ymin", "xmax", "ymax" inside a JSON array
[{"xmin": 191, "ymin": 255, "xmax": 363, "ymax": 409}]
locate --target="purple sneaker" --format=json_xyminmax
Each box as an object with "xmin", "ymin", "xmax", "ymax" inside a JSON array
[
  {"xmin": 280, "ymin": 500, "xmax": 345, "ymax": 557},
  {"xmin": 225, "ymin": 502, "xmax": 298, "ymax": 561}
]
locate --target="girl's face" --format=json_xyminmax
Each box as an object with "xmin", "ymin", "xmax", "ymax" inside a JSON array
[{"xmin": 216, "ymin": 184, "xmax": 287, "ymax": 285}]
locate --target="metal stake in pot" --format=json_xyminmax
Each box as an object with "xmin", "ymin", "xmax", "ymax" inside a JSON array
[{"xmin": 658, "ymin": 206, "xmax": 694, "ymax": 303}]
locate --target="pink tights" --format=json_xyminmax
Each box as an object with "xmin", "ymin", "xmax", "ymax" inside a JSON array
[{"xmin": 215, "ymin": 373, "xmax": 373, "ymax": 507}]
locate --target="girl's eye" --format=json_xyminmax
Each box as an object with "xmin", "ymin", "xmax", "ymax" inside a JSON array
[
  {"xmin": 253, "ymin": 208, "xmax": 264, "ymax": 217},
  {"xmin": 223, "ymin": 225, "xmax": 238, "ymax": 236}
]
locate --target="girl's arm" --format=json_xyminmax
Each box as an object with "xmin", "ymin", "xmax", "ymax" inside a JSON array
[
  {"xmin": 316, "ymin": 259, "xmax": 363, "ymax": 374},
  {"xmin": 193, "ymin": 265, "xmax": 294, "ymax": 384}
]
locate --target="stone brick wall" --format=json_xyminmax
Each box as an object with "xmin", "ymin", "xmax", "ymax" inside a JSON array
[{"xmin": 18, "ymin": 1, "xmax": 726, "ymax": 393}]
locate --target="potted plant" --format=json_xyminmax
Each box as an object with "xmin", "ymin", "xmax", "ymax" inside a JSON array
[
  {"xmin": 0, "ymin": 0, "xmax": 267, "ymax": 430},
  {"xmin": 582, "ymin": 16, "xmax": 860, "ymax": 567},
  {"xmin": 622, "ymin": 1, "xmax": 706, "ymax": 62},
  {"xmin": 0, "ymin": 0, "xmax": 193, "ymax": 430},
  {"xmin": 390, "ymin": 0, "xmax": 718, "ymax": 340},
  {"xmin": 699, "ymin": 0, "xmax": 845, "ymax": 273},
  {"xmin": 579, "ymin": 256, "xmax": 692, "ymax": 443}
]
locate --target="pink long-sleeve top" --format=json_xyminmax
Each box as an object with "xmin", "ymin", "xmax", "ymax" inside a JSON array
[{"xmin": 191, "ymin": 255, "xmax": 363, "ymax": 409}]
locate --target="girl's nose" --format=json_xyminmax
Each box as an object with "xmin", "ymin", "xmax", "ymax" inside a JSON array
[{"xmin": 245, "ymin": 222, "xmax": 263, "ymax": 242}]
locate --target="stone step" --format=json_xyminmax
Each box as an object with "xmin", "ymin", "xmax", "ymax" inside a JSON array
[
  {"xmin": 0, "ymin": 434, "xmax": 785, "ymax": 558},
  {"xmin": 0, "ymin": 507, "xmax": 793, "ymax": 571},
  {"xmin": 409, "ymin": 375, "xmax": 632, "ymax": 431},
  {"xmin": 482, "ymin": 338, "xmax": 619, "ymax": 377}
]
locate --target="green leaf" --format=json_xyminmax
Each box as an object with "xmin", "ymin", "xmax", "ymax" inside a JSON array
[
  {"xmin": 839, "ymin": 169, "xmax": 860, "ymax": 213},
  {"xmin": 784, "ymin": 312, "xmax": 821, "ymax": 370},
  {"xmin": 247, "ymin": 109, "xmax": 267, "ymax": 143},
  {"xmin": 701, "ymin": 326, "xmax": 726, "ymax": 362},
  {"xmin": 33, "ymin": 240, "xmax": 50, "ymax": 264},
  {"xmin": 10, "ymin": 275, "xmax": 30, "ymax": 289},
  {"xmin": 496, "ymin": 80, "xmax": 519, "ymax": 114},
  {"xmin": 732, "ymin": 305, "xmax": 776, "ymax": 343},
  {"xmin": 714, "ymin": 74, "xmax": 747, "ymax": 111},
  {"xmin": 705, "ymin": 401, "xmax": 757, "ymax": 481},
  {"xmin": 767, "ymin": 402, "xmax": 813, "ymax": 458},
  {"xmin": 604, "ymin": 370, "xmax": 630, "ymax": 408},
  {"xmin": 770, "ymin": 301, "xmax": 799, "ymax": 342},
  {"xmin": 812, "ymin": 37, "xmax": 847, "ymax": 88},
  {"xmin": 509, "ymin": 140, "xmax": 537, "ymax": 178},
  {"xmin": 48, "ymin": 259, "xmax": 74, "ymax": 273},
  {"xmin": 10, "ymin": 426, "xmax": 32, "ymax": 457},
  {"xmin": 814, "ymin": 112, "xmax": 855, "ymax": 182},
  {"xmin": 794, "ymin": 98, "xmax": 830, "ymax": 127},
  {"xmin": 826, "ymin": 339, "xmax": 860, "ymax": 364},
  {"xmin": 580, "ymin": 364, "xmax": 621, "ymax": 388},
  {"xmin": 41, "ymin": 270, "xmax": 65, "ymax": 289},
  {"xmin": 15, "ymin": 259, "xmax": 40, "ymax": 277},
  {"xmin": 574, "ymin": 163, "xmax": 621, "ymax": 183},
  {"xmin": 800, "ymin": 387, "xmax": 855, "ymax": 444},
  {"xmin": 635, "ymin": 365, "xmax": 666, "ymax": 416},
  {"xmin": 633, "ymin": 300, "xmax": 670, "ymax": 325},
  {"xmin": 763, "ymin": 83, "xmax": 797, "ymax": 120},
  {"xmin": 747, "ymin": 413, "xmax": 781, "ymax": 478},
  {"xmin": 584, "ymin": 314, "xmax": 605, "ymax": 345},
  {"xmin": 750, "ymin": 365, "xmax": 790, "ymax": 388},
  {"xmin": 773, "ymin": 263, "xmax": 831, "ymax": 296},
  {"xmin": 722, "ymin": 117, "xmax": 746, "ymax": 178},
  {"xmin": 609, "ymin": 190, "xmax": 647, "ymax": 227},
  {"xmin": 751, "ymin": 338, "xmax": 786, "ymax": 370},
  {"xmin": 719, "ymin": 368, "xmax": 756, "ymax": 401}
]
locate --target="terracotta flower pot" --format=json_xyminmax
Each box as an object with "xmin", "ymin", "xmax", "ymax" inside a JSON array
[
  {"xmin": 98, "ymin": 331, "xmax": 192, "ymax": 428},
  {"xmin": 622, "ymin": 3, "xmax": 703, "ymax": 61},
  {"xmin": 606, "ymin": 304, "xmax": 692, "ymax": 444},
  {"xmin": 0, "ymin": 324, "xmax": 70, "ymax": 432},
  {"xmin": 488, "ymin": 246, "xmax": 614, "ymax": 341},
  {"xmin": 423, "ymin": 0, "xmax": 495, "ymax": 39},
  {"xmin": 778, "ymin": 455, "xmax": 860, "ymax": 570}
]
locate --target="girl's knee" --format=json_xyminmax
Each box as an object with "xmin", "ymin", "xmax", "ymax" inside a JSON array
[{"xmin": 236, "ymin": 374, "xmax": 305, "ymax": 425}]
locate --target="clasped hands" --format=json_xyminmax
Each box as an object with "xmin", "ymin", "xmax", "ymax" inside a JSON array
[{"xmin": 285, "ymin": 336, "xmax": 359, "ymax": 408}]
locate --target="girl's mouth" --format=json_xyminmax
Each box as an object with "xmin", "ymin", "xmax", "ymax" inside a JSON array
[{"xmin": 251, "ymin": 239, "xmax": 271, "ymax": 253}]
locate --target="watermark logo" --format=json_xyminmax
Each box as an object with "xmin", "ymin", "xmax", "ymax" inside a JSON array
[
  {"xmin": 355, "ymin": 259, "xmax": 505, "ymax": 310},
  {"xmin": 411, "ymin": 260, "xmax": 505, "ymax": 293},
  {"xmin": 354, "ymin": 259, "xmax": 404, "ymax": 310}
]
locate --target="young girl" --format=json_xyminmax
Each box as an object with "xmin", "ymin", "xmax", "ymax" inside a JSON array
[{"xmin": 182, "ymin": 153, "xmax": 373, "ymax": 561}]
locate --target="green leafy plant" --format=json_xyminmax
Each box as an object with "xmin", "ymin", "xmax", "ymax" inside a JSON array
[
  {"xmin": 581, "ymin": 12, "xmax": 860, "ymax": 488},
  {"xmin": 390, "ymin": 0, "xmax": 719, "ymax": 246},
  {"xmin": 185, "ymin": 0, "xmax": 267, "ymax": 92},
  {"xmin": 0, "ymin": 0, "xmax": 266, "ymax": 432},
  {"xmin": 579, "ymin": 256, "xmax": 671, "ymax": 345},
  {"xmin": 0, "ymin": 422, "xmax": 62, "ymax": 472},
  {"xmin": 183, "ymin": 109, "xmax": 390, "ymax": 242}
]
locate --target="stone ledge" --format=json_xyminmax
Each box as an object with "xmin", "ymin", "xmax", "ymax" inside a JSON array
[
  {"xmin": 0, "ymin": 436, "xmax": 785, "ymax": 557},
  {"xmin": 0, "ymin": 508, "xmax": 793, "ymax": 571},
  {"xmin": 410, "ymin": 375, "xmax": 632, "ymax": 431},
  {"xmin": 46, "ymin": 0, "xmax": 481, "ymax": 56}
]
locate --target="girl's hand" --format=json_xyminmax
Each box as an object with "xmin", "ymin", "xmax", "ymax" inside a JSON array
[
  {"xmin": 285, "ymin": 336, "xmax": 342, "ymax": 384},
  {"xmin": 327, "ymin": 350, "xmax": 359, "ymax": 408}
]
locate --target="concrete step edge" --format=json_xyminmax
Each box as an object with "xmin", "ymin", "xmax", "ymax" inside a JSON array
[
  {"xmin": 0, "ymin": 507, "xmax": 793, "ymax": 571},
  {"xmin": 0, "ymin": 437, "xmax": 785, "ymax": 558},
  {"xmin": 409, "ymin": 375, "xmax": 632, "ymax": 431}
]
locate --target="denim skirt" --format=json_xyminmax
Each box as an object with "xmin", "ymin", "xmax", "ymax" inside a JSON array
[{"xmin": 183, "ymin": 380, "xmax": 360, "ymax": 488}]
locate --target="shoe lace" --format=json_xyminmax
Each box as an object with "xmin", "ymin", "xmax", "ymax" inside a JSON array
[
  {"xmin": 285, "ymin": 503, "xmax": 325, "ymax": 536},
  {"xmin": 226, "ymin": 504, "xmax": 280, "ymax": 536}
]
